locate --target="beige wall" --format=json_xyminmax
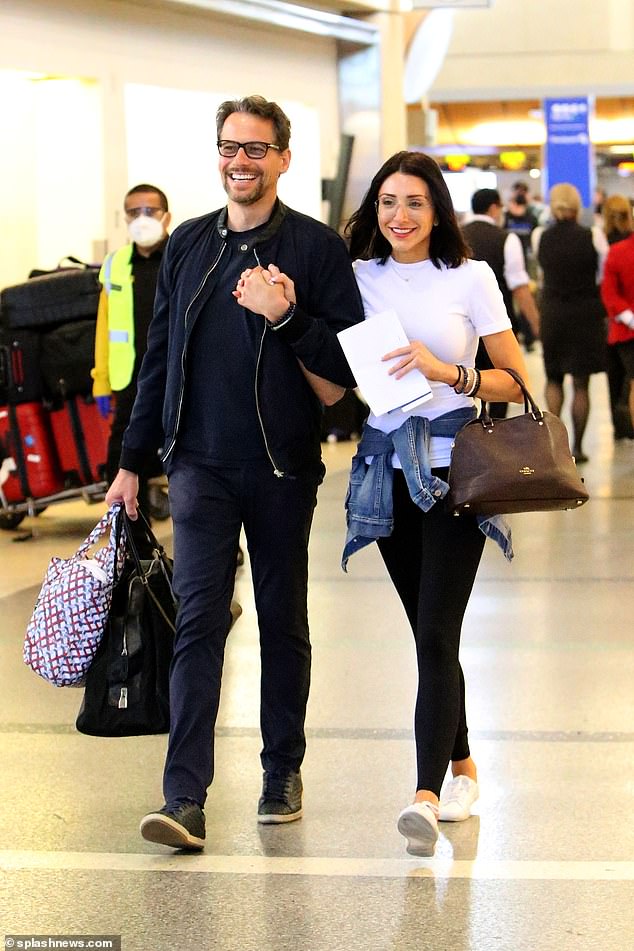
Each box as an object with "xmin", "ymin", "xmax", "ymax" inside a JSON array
[
  {"xmin": 431, "ymin": 0, "xmax": 634, "ymax": 100},
  {"xmin": 0, "ymin": 0, "xmax": 341, "ymax": 286}
]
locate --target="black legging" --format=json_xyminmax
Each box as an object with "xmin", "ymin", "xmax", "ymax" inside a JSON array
[{"xmin": 377, "ymin": 469, "xmax": 486, "ymax": 796}]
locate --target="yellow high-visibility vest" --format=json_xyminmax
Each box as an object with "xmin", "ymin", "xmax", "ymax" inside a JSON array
[{"xmin": 97, "ymin": 245, "xmax": 136, "ymax": 392}]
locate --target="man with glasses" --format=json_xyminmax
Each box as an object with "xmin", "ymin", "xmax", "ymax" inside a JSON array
[
  {"xmin": 106, "ymin": 96, "xmax": 363, "ymax": 850},
  {"xmin": 92, "ymin": 184, "xmax": 171, "ymax": 524}
]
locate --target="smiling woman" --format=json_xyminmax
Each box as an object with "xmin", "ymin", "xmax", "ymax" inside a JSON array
[
  {"xmin": 342, "ymin": 148, "xmax": 528, "ymax": 859},
  {"xmin": 375, "ymin": 176, "xmax": 436, "ymax": 263}
]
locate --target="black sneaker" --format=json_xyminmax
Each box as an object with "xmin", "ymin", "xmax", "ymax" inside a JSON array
[
  {"xmin": 140, "ymin": 801, "xmax": 205, "ymax": 850},
  {"xmin": 257, "ymin": 768, "xmax": 303, "ymax": 824}
]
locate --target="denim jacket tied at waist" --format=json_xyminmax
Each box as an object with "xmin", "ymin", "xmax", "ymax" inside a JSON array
[{"xmin": 342, "ymin": 409, "xmax": 513, "ymax": 570}]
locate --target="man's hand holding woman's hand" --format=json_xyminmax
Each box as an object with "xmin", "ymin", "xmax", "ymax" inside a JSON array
[{"xmin": 233, "ymin": 263, "xmax": 295, "ymax": 321}]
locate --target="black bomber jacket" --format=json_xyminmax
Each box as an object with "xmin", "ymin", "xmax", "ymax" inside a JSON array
[{"xmin": 119, "ymin": 200, "xmax": 364, "ymax": 477}]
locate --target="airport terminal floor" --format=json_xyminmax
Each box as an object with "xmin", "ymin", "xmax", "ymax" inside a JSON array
[{"xmin": 1, "ymin": 351, "xmax": 633, "ymax": 951}]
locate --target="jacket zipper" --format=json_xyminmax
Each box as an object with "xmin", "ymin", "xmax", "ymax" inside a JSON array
[
  {"xmin": 251, "ymin": 247, "xmax": 285, "ymax": 477},
  {"xmin": 254, "ymin": 324, "xmax": 285, "ymax": 477},
  {"xmin": 161, "ymin": 243, "xmax": 228, "ymax": 461}
]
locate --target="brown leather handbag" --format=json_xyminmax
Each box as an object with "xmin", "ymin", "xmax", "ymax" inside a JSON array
[{"xmin": 446, "ymin": 368, "xmax": 589, "ymax": 516}]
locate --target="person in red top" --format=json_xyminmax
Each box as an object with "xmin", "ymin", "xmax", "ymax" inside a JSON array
[{"xmin": 601, "ymin": 232, "xmax": 634, "ymax": 440}]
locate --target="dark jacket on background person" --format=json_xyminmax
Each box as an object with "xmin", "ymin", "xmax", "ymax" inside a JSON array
[
  {"xmin": 538, "ymin": 220, "xmax": 601, "ymax": 301},
  {"xmin": 120, "ymin": 200, "xmax": 363, "ymax": 477},
  {"xmin": 462, "ymin": 220, "xmax": 515, "ymax": 323}
]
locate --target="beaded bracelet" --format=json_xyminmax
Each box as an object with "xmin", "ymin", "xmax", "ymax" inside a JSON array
[
  {"xmin": 453, "ymin": 364, "xmax": 468, "ymax": 394},
  {"xmin": 464, "ymin": 367, "xmax": 482, "ymax": 398},
  {"xmin": 267, "ymin": 301, "xmax": 296, "ymax": 331}
]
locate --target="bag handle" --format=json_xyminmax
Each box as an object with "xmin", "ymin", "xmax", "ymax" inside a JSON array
[
  {"xmin": 479, "ymin": 367, "xmax": 544, "ymax": 427},
  {"xmin": 502, "ymin": 368, "xmax": 544, "ymax": 419},
  {"xmin": 122, "ymin": 509, "xmax": 168, "ymax": 569},
  {"xmin": 120, "ymin": 510, "xmax": 177, "ymax": 631},
  {"xmin": 56, "ymin": 255, "xmax": 93, "ymax": 269},
  {"xmin": 74, "ymin": 504, "xmax": 122, "ymax": 560}
]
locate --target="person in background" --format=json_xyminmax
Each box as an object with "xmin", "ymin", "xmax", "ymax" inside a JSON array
[
  {"xmin": 602, "ymin": 194, "xmax": 633, "ymax": 246},
  {"xmin": 600, "ymin": 207, "xmax": 634, "ymax": 443},
  {"xmin": 106, "ymin": 95, "xmax": 363, "ymax": 851},
  {"xmin": 531, "ymin": 183, "xmax": 609, "ymax": 463},
  {"xmin": 526, "ymin": 190, "xmax": 550, "ymax": 227},
  {"xmin": 593, "ymin": 186, "xmax": 608, "ymax": 224},
  {"xmin": 92, "ymin": 184, "xmax": 171, "ymax": 522},
  {"xmin": 462, "ymin": 187, "xmax": 540, "ymax": 415},
  {"xmin": 503, "ymin": 183, "xmax": 540, "ymax": 351},
  {"xmin": 504, "ymin": 182, "xmax": 539, "ymax": 258},
  {"xmin": 601, "ymin": 195, "xmax": 634, "ymax": 440},
  {"xmin": 342, "ymin": 151, "xmax": 528, "ymax": 858}
]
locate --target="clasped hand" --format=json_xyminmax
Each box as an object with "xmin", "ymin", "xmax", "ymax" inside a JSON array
[{"xmin": 233, "ymin": 263, "xmax": 295, "ymax": 321}]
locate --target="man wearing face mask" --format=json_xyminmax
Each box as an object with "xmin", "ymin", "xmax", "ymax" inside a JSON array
[{"xmin": 91, "ymin": 184, "xmax": 171, "ymax": 522}]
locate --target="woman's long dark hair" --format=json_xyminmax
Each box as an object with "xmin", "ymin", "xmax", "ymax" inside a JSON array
[{"xmin": 345, "ymin": 151, "xmax": 469, "ymax": 269}]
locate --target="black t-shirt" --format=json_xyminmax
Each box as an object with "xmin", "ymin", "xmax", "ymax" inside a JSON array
[
  {"xmin": 131, "ymin": 240, "xmax": 166, "ymax": 372},
  {"xmin": 178, "ymin": 227, "xmax": 270, "ymax": 463}
]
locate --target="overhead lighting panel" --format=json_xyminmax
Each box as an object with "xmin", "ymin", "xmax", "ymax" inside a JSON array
[{"xmin": 412, "ymin": 1, "xmax": 492, "ymax": 7}]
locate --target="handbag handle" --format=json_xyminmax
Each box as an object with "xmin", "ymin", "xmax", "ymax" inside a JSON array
[
  {"xmin": 502, "ymin": 368, "xmax": 544, "ymax": 419},
  {"xmin": 122, "ymin": 509, "xmax": 168, "ymax": 570},
  {"xmin": 120, "ymin": 510, "xmax": 178, "ymax": 630},
  {"xmin": 480, "ymin": 368, "xmax": 544, "ymax": 427},
  {"xmin": 74, "ymin": 504, "xmax": 122, "ymax": 561}
]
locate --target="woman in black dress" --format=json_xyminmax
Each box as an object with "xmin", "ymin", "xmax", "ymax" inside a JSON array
[{"xmin": 531, "ymin": 183, "xmax": 608, "ymax": 462}]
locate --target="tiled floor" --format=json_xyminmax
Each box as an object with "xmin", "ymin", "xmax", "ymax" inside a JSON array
[{"xmin": 1, "ymin": 351, "xmax": 633, "ymax": 951}]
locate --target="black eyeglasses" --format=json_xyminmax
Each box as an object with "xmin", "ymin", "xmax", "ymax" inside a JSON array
[
  {"xmin": 124, "ymin": 206, "xmax": 164, "ymax": 219},
  {"xmin": 217, "ymin": 140, "xmax": 281, "ymax": 160}
]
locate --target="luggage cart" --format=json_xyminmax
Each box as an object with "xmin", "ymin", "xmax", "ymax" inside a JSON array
[
  {"xmin": 0, "ymin": 480, "xmax": 108, "ymax": 531},
  {"xmin": 0, "ymin": 259, "xmax": 109, "ymax": 532},
  {"xmin": 0, "ymin": 397, "xmax": 111, "ymax": 532}
]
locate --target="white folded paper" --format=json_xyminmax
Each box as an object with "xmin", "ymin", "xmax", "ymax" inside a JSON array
[{"xmin": 337, "ymin": 310, "xmax": 433, "ymax": 417}]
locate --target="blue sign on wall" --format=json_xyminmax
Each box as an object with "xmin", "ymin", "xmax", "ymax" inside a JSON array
[{"xmin": 544, "ymin": 97, "xmax": 594, "ymax": 208}]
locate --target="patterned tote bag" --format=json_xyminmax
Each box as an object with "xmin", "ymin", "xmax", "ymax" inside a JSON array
[{"xmin": 23, "ymin": 504, "xmax": 125, "ymax": 686}]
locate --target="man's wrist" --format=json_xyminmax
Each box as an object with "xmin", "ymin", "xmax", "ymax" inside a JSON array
[{"xmin": 266, "ymin": 301, "xmax": 296, "ymax": 330}]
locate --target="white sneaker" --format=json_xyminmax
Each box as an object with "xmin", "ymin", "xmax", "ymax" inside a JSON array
[
  {"xmin": 397, "ymin": 801, "xmax": 439, "ymax": 857},
  {"xmin": 438, "ymin": 775, "xmax": 479, "ymax": 822}
]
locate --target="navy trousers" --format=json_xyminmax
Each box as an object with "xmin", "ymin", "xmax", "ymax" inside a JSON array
[{"xmin": 163, "ymin": 451, "xmax": 320, "ymax": 806}]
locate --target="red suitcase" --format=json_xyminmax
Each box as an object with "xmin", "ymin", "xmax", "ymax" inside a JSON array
[
  {"xmin": 49, "ymin": 396, "xmax": 111, "ymax": 487},
  {"xmin": 0, "ymin": 402, "xmax": 64, "ymax": 502}
]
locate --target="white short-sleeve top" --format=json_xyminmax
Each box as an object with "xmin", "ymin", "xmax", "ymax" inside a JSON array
[{"xmin": 353, "ymin": 256, "xmax": 512, "ymax": 466}]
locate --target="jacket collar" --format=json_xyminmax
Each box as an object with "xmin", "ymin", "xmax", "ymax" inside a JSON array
[{"xmin": 216, "ymin": 199, "xmax": 288, "ymax": 247}]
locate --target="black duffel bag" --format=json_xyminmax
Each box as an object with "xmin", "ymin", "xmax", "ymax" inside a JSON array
[
  {"xmin": 76, "ymin": 512, "xmax": 177, "ymax": 737},
  {"xmin": 39, "ymin": 318, "xmax": 96, "ymax": 398},
  {"xmin": 1, "ymin": 265, "xmax": 100, "ymax": 330}
]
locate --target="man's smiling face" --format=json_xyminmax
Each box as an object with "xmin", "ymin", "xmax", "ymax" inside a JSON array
[{"xmin": 218, "ymin": 113, "xmax": 290, "ymax": 209}]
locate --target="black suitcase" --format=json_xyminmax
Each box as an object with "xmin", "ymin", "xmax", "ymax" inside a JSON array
[
  {"xmin": 0, "ymin": 328, "xmax": 43, "ymax": 403},
  {"xmin": 0, "ymin": 267, "xmax": 100, "ymax": 330},
  {"xmin": 39, "ymin": 319, "xmax": 96, "ymax": 398}
]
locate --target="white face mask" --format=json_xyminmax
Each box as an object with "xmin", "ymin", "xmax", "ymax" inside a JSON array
[{"xmin": 127, "ymin": 214, "xmax": 165, "ymax": 248}]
